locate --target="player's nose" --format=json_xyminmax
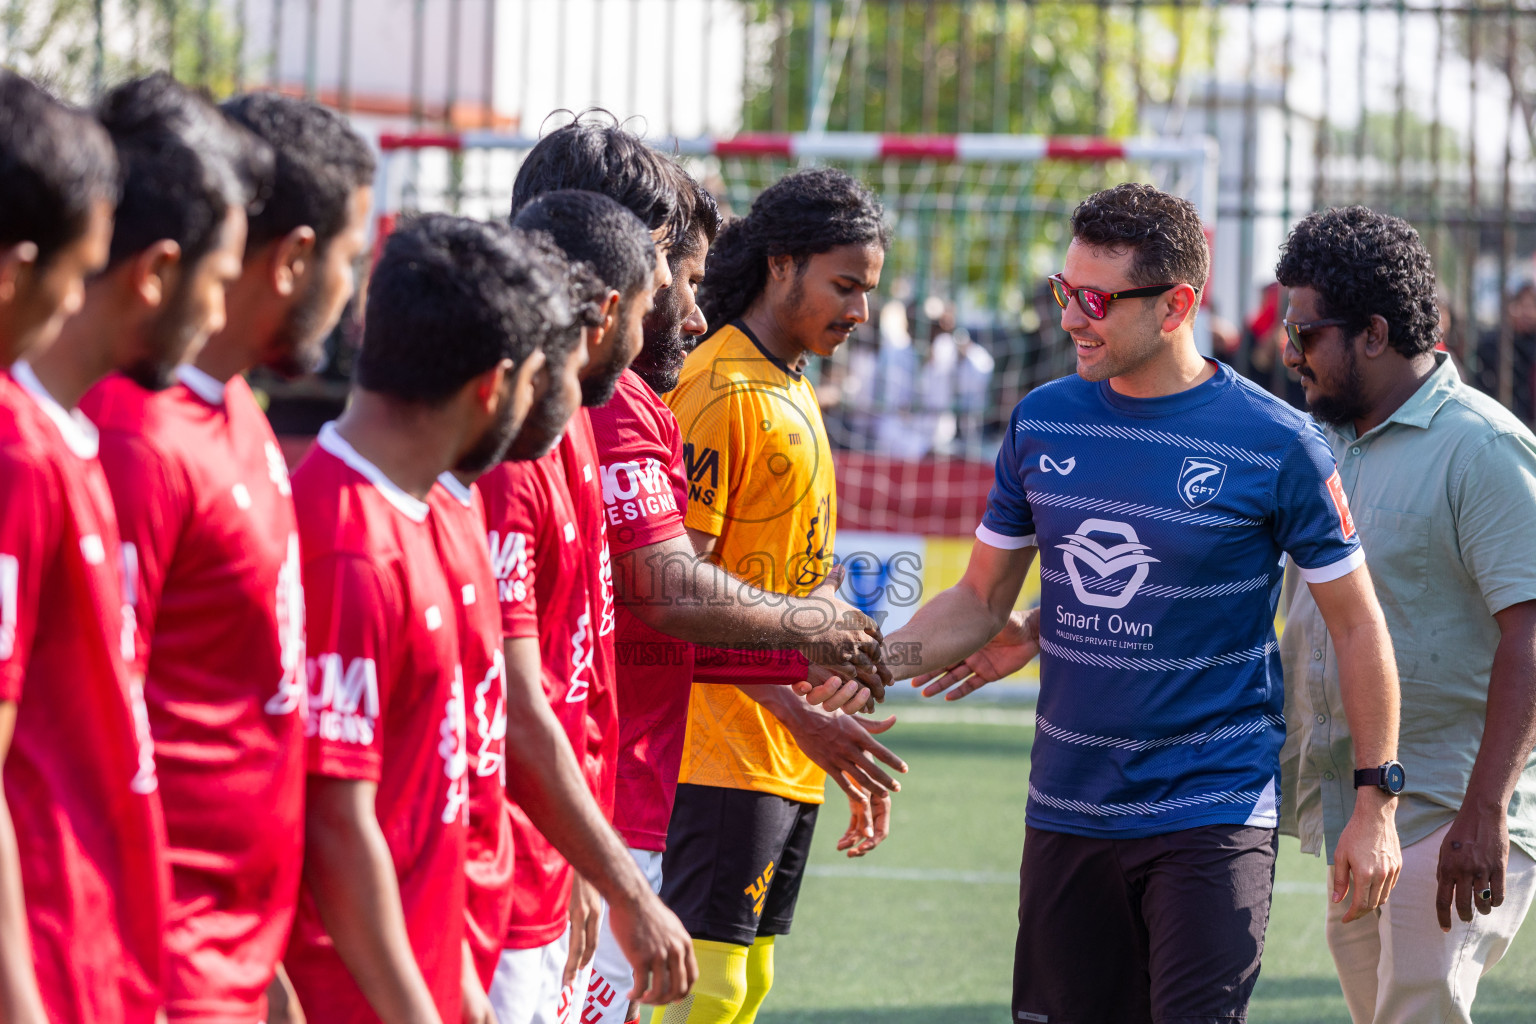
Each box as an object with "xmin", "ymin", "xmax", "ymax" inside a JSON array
[{"xmin": 846, "ymin": 292, "xmax": 869, "ymax": 324}]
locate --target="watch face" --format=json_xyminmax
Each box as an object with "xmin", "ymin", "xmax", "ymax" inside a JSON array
[{"xmin": 1385, "ymin": 762, "xmax": 1406, "ymax": 794}]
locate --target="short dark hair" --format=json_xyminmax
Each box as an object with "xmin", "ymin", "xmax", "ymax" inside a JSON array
[
  {"xmin": 0, "ymin": 71, "xmax": 118, "ymax": 266},
  {"xmin": 97, "ymin": 73, "xmax": 273, "ymax": 268},
  {"xmin": 512, "ymin": 189, "xmax": 655, "ymax": 302},
  {"xmin": 1275, "ymin": 206, "xmax": 1439, "ymax": 359},
  {"xmin": 220, "ymin": 91, "xmax": 375, "ymax": 254},
  {"xmin": 510, "ymin": 109, "xmax": 688, "ymax": 246},
  {"xmin": 698, "ymin": 167, "xmax": 889, "ymax": 330},
  {"xmin": 671, "ymin": 177, "xmax": 721, "ymax": 267},
  {"xmin": 356, "ymin": 214, "xmax": 577, "ymax": 404},
  {"xmin": 1070, "ymin": 182, "xmax": 1210, "ymax": 292}
]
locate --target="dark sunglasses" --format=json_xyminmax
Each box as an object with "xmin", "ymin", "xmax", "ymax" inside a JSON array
[
  {"xmin": 1282, "ymin": 318, "xmax": 1350, "ymax": 351},
  {"xmin": 1048, "ymin": 274, "xmax": 1178, "ymax": 320}
]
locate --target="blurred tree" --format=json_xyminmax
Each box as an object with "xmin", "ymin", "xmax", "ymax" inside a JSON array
[
  {"xmin": 1456, "ymin": 2, "xmax": 1536, "ymax": 153},
  {"xmin": 2, "ymin": 0, "xmax": 243, "ymax": 102},
  {"xmin": 741, "ymin": 0, "xmax": 1215, "ymax": 137}
]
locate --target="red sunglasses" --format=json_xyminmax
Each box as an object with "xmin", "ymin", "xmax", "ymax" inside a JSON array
[{"xmin": 1048, "ymin": 274, "xmax": 1178, "ymax": 320}]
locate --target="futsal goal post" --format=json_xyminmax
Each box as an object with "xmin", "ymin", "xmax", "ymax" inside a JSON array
[{"xmin": 371, "ymin": 129, "xmax": 1217, "ymax": 539}]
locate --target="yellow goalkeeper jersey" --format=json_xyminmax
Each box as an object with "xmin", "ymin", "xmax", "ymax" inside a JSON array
[{"xmin": 664, "ymin": 321, "xmax": 835, "ymax": 804}]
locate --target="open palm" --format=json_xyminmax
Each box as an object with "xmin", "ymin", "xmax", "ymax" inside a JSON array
[{"xmin": 911, "ymin": 607, "xmax": 1040, "ymax": 701}]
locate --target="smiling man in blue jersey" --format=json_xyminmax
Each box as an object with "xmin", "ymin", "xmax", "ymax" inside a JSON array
[{"xmin": 888, "ymin": 183, "xmax": 1404, "ymax": 1023}]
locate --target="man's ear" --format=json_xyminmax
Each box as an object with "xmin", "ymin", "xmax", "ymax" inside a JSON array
[
  {"xmin": 509, "ymin": 349, "xmax": 546, "ymax": 425},
  {"xmin": 600, "ymin": 289, "xmax": 621, "ymax": 335},
  {"xmin": 1160, "ymin": 283, "xmax": 1200, "ymax": 333},
  {"xmin": 269, "ymin": 226, "xmax": 318, "ymax": 298},
  {"xmin": 129, "ymin": 240, "xmax": 182, "ymax": 309},
  {"xmin": 767, "ymin": 252, "xmax": 797, "ymax": 284},
  {"xmin": 1361, "ymin": 313, "xmax": 1392, "ymax": 359},
  {"xmin": 0, "ymin": 242, "xmax": 40, "ymax": 305},
  {"xmin": 473, "ymin": 358, "xmax": 513, "ymax": 413}
]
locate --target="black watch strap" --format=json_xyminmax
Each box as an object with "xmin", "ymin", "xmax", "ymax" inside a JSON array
[
  {"xmin": 1353, "ymin": 767, "xmax": 1384, "ymax": 789},
  {"xmin": 1354, "ymin": 760, "xmax": 1406, "ymax": 794}
]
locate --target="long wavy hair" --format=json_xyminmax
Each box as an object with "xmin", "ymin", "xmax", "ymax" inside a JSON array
[{"xmin": 698, "ymin": 167, "xmax": 889, "ymax": 335}]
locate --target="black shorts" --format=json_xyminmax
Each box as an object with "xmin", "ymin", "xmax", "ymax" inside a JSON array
[
  {"xmin": 658, "ymin": 782, "xmax": 820, "ymax": 947},
  {"xmin": 1013, "ymin": 823, "xmax": 1278, "ymax": 1024}
]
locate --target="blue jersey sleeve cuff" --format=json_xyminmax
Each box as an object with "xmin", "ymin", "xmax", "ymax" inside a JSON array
[
  {"xmin": 975, "ymin": 523, "xmax": 1036, "ymax": 551},
  {"xmin": 1294, "ymin": 547, "xmax": 1365, "ymax": 584}
]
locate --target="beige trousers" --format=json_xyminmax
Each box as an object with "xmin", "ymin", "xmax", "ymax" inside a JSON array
[{"xmin": 1326, "ymin": 821, "xmax": 1536, "ymax": 1024}]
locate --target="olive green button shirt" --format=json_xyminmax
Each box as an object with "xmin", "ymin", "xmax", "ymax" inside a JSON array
[{"xmin": 1279, "ymin": 353, "xmax": 1536, "ymax": 862}]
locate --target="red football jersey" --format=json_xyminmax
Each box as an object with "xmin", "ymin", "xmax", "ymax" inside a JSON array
[
  {"xmin": 479, "ymin": 452, "xmax": 591, "ymax": 949},
  {"xmin": 590, "ymin": 371, "xmax": 808, "ymax": 852},
  {"xmin": 82, "ymin": 367, "xmax": 306, "ymax": 1021},
  {"xmin": 284, "ymin": 424, "xmax": 468, "ymax": 1024},
  {"xmin": 429, "ymin": 474, "xmax": 514, "ymax": 990},
  {"xmin": 0, "ymin": 365, "xmax": 167, "ymax": 1024},
  {"xmin": 558, "ymin": 409, "xmax": 618, "ymax": 820}
]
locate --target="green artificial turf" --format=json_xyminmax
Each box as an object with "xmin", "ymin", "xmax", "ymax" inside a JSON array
[{"xmin": 753, "ymin": 709, "xmax": 1536, "ymax": 1023}]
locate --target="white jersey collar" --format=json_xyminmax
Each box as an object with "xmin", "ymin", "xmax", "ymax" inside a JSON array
[
  {"xmin": 176, "ymin": 364, "xmax": 227, "ymax": 406},
  {"xmin": 435, "ymin": 471, "xmax": 475, "ymax": 508},
  {"xmin": 10, "ymin": 361, "xmax": 99, "ymax": 459},
  {"xmin": 317, "ymin": 421, "xmax": 430, "ymax": 523}
]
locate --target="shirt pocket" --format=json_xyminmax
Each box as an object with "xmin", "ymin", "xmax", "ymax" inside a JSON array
[{"xmin": 1358, "ymin": 508, "xmax": 1431, "ymax": 601}]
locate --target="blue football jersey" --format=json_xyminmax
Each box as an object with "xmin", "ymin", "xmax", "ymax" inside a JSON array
[{"xmin": 980, "ymin": 362, "xmax": 1362, "ymax": 839}]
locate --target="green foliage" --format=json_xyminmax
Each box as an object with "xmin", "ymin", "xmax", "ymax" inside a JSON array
[
  {"xmin": 732, "ymin": 2, "xmax": 1218, "ymax": 323},
  {"xmin": 1327, "ymin": 109, "xmax": 1464, "ymax": 166},
  {"xmin": 741, "ymin": 1, "xmax": 1215, "ymax": 136},
  {"xmin": 2, "ymin": 0, "xmax": 243, "ymax": 102}
]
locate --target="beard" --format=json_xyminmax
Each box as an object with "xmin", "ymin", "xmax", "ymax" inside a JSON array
[
  {"xmin": 580, "ymin": 344, "xmax": 628, "ymax": 408},
  {"xmin": 631, "ymin": 285, "xmax": 689, "ymax": 394},
  {"xmin": 503, "ymin": 379, "xmax": 576, "ymax": 462},
  {"xmin": 454, "ymin": 391, "xmax": 523, "ymax": 475},
  {"xmin": 264, "ymin": 272, "xmax": 333, "ymax": 378},
  {"xmin": 123, "ymin": 284, "xmax": 201, "ymax": 391},
  {"xmin": 1302, "ymin": 344, "xmax": 1369, "ymax": 428}
]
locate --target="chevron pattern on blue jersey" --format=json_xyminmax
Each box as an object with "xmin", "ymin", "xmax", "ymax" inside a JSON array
[{"xmin": 981, "ymin": 362, "xmax": 1362, "ymax": 839}]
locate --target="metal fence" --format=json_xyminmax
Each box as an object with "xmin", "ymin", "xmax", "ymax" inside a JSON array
[{"xmin": 6, "ymin": 1, "xmax": 1536, "ymax": 421}]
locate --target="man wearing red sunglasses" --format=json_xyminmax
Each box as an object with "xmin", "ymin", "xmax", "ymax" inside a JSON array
[{"xmin": 887, "ymin": 182, "xmax": 1404, "ymax": 1024}]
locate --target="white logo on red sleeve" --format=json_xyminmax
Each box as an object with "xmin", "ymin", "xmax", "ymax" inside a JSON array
[
  {"xmin": 305, "ymin": 653, "xmax": 379, "ymax": 745},
  {"xmin": 440, "ymin": 665, "xmax": 468, "ymax": 825},
  {"xmin": 488, "ymin": 530, "xmax": 530, "ymax": 605},
  {"xmin": 265, "ymin": 441, "xmax": 292, "ymax": 497},
  {"xmin": 79, "ymin": 534, "xmax": 105, "ymax": 565},
  {"xmin": 264, "ymin": 534, "xmax": 307, "ymax": 717},
  {"xmin": 127, "ymin": 676, "xmax": 158, "ymax": 794},
  {"xmin": 118, "ymin": 543, "xmax": 139, "ymax": 664},
  {"xmin": 566, "ymin": 606, "xmax": 593, "ymax": 705},
  {"xmin": 600, "ymin": 458, "xmax": 680, "ymax": 526},
  {"xmin": 1325, "ymin": 471, "xmax": 1356, "ymax": 539},
  {"xmin": 473, "ymin": 648, "xmax": 507, "ymax": 784},
  {"xmin": 0, "ymin": 554, "xmax": 17, "ymax": 660},
  {"xmin": 596, "ymin": 540, "xmax": 614, "ymax": 638}
]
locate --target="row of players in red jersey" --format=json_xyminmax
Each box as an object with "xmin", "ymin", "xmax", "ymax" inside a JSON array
[{"xmin": 0, "ymin": 72, "xmax": 888, "ymax": 1024}]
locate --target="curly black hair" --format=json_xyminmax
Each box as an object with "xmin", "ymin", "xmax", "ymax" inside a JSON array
[
  {"xmin": 221, "ymin": 91, "xmax": 375, "ymax": 254},
  {"xmin": 0, "ymin": 71, "xmax": 118, "ymax": 267},
  {"xmin": 510, "ymin": 109, "xmax": 690, "ymax": 247},
  {"xmin": 671, "ymin": 177, "xmax": 722, "ymax": 267},
  {"xmin": 1275, "ymin": 206, "xmax": 1439, "ymax": 359},
  {"xmin": 697, "ymin": 167, "xmax": 889, "ymax": 331},
  {"xmin": 356, "ymin": 215, "xmax": 576, "ymax": 405},
  {"xmin": 97, "ymin": 73, "xmax": 273, "ymax": 268},
  {"xmin": 1070, "ymin": 182, "xmax": 1210, "ymax": 291}
]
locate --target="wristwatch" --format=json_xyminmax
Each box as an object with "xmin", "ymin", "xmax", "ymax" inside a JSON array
[{"xmin": 1354, "ymin": 760, "xmax": 1406, "ymax": 795}]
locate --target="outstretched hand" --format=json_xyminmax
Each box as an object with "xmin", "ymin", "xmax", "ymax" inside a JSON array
[
  {"xmin": 804, "ymin": 565, "xmax": 892, "ymax": 703},
  {"xmin": 912, "ymin": 607, "xmax": 1040, "ymax": 701},
  {"xmin": 795, "ymin": 663, "xmax": 874, "ymax": 714},
  {"xmin": 837, "ymin": 783, "xmax": 891, "ymax": 857}
]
